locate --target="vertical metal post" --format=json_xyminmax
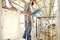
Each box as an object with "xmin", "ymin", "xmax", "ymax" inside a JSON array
[
  {"xmin": 0, "ymin": 0, "xmax": 2, "ymax": 40},
  {"xmin": 36, "ymin": 17, "xmax": 37, "ymax": 38},
  {"xmin": 56, "ymin": 0, "xmax": 60, "ymax": 40}
]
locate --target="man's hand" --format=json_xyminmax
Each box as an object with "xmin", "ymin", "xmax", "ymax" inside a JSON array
[
  {"xmin": 20, "ymin": 10, "xmax": 24, "ymax": 13},
  {"xmin": 24, "ymin": 12, "xmax": 31, "ymax": 16},
  {"xmin": 20, "ymin": 11, "xmax": 31, "ymax": 16}
]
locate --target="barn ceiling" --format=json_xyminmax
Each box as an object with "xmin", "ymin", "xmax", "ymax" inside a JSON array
[{"xmin": 3, "ymin": 0, "xmax": 57, "ymax": 17}]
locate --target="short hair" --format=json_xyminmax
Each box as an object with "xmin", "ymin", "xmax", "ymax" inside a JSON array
[
  {"xmin": 8, "ymin": 39, "xmax": 10, "ymax": 40},
  {"xmin": 30, "ymin": 0, "xmax": 36, "ymax": 1},
  {"xmin": 32, "ymin": 2, "xmax": 34, "ymax": 5},
  {"xmin": 30, "ymin": 0, "xmax": 35, "ymax": 6}
]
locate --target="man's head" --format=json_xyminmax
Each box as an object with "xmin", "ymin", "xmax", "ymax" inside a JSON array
[{"xmin": 30, "ymin": 0, "xmax": 36, "ymax": 6}]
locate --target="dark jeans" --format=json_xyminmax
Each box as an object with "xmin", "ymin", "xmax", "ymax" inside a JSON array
[{"xmin": 23, "ymin": 16, "xmax": 31, "ymax": 40}]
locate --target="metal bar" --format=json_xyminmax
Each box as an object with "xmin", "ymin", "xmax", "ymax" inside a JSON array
[
  {"xmin": 0, "ymin": 0, "xmax": 2, "ymax": 40},
  {"xmin": 50, "ymin": 0, "xmax": 55, "ymax": 15},
  {"xmin": 42, "ymin": 0, "xmax": 47, "ymax": 16},
  {"xmin": 49, "ymin": 0, "xmax": 54, "ymax": 16},
  {"xmin": 37, "ymin": 16, "xmax": 55, "ymax": 18},
  {"xmin": 36, "ymin": 17, "xmax": 38, "ymax": 38}
]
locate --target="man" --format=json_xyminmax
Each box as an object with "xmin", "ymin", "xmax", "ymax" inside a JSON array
[{"xmin": 21, "ymin": 0, "xmax": 36, "ymax": 40}]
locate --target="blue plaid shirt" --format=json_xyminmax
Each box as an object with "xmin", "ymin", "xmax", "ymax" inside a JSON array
[{"xmin": 24, "ymin": 2, "xmax": 31, "ymax": 13}]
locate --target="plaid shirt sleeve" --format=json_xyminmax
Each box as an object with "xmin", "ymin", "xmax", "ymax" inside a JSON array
[{"xmin": 24, "ymin": 3, "xmax": 31, "ymax": 12}]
